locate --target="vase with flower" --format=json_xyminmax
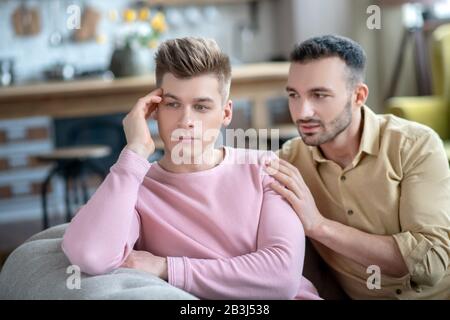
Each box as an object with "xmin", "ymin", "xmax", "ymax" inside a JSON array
[{"xmin": 109, "ymin": 8, "xmax": 167, "ymax": 77}]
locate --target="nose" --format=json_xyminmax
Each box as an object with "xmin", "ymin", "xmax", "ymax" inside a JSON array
[
  {"xmin": 178, "ymin": 106, "xmax": 194, "ymax": 129},
  {"xmin": 296, "ymin": 99, "xmax": 315, "ymax": 120}
]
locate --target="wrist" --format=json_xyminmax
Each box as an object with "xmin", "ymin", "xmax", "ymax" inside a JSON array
[
  {"xmin": 159, "ymin": 257, "xmax": 168, "ymax": 281},
  {"xmin": 126, "ymin": 143, "xmax": 153, "ymax": 159},
  {"xmin": 309, "ymin": 216, "xmax": 332, "ymax": 242}
]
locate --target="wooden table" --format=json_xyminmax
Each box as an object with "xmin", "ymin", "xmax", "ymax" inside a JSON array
[{"xmin": 0, "ymin": 62, "xmax": 290, "ymax": 130}]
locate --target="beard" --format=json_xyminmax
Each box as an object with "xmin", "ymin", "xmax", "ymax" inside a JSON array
[{"xmin": 297, "ymin": 99, "xmax": 352, "ymax": 146}]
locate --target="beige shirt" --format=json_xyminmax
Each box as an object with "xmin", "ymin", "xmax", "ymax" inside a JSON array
[{"xmin": 277, "ymin": 105, "xmax": 450, "ymax": 299}]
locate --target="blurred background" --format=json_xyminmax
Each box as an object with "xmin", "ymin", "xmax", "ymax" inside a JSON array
[{"xmin": 0, "ymin": 0, "xmax": 449, "ymax": 265}]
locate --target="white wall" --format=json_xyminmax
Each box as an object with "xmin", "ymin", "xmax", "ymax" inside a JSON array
[
  {"xmin": 273, "ymin": 0, "xmax": 420, "ymax": 113},
  {"xmin": 0, "ymin": 0, "xmax": 278, "ymax": 83}
]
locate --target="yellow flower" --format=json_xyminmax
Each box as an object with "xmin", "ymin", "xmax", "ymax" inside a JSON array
[
  {"xmin": 138, "ymin": 8, "xmax": 151, "ymax": 21},
  {"xmin": 148, "ymin": 39, "xmax": 158, "ymax": 49},
  {"xmin": 151, "ymin": 12, "xmax": 167, "ymax": 33},
  {"xmin": 123, "ymin": 9, "xmax": 136, "ymax": 23}
]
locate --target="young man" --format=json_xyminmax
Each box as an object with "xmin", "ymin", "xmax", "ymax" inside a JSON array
[
  {"xmin": 62, "ymin": 37, "xmax": 320, "ymax": 300},
  {"xmin": 266, "ymin": 35, "xmax": 450, "ymax": 299}
]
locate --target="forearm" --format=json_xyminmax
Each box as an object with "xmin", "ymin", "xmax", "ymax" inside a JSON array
[
  {"xmin": 168, "ymin": 246, "xmax": 303, "ymax": 300},
  {"xmin": 312, "ymin": 218, "xmax": 409, "ymax": 277},
  {"xmin": 62, "ymin": 147, "xmax": 148, "ymax": 274}
]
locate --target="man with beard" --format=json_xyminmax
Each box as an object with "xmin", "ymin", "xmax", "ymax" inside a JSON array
[{"xmin": 265, "ymin": 35, "xmax": 449, "ymax": 299}]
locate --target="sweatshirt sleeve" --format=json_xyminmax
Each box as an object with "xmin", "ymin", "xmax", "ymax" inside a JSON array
[
  {"xmin": 167, "ymin": 167, "xmax": 314, "ymax": 299},
  {"xmin": 61, "ymin": 147, "xmax": 150, "ymax": 275}
]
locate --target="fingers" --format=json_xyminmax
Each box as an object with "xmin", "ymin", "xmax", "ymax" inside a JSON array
[
  {"xmin": 144, "ymin": 101, "xmax": 159, "ymax": 119},
  {"xmin": 143, "ymin": 88, "xmax": 163, "ymax": 105},
  {"xmin": 266, "ymin": 160, "xmax": 293, "ymax": 179},
  {"xmin": 278, "ymin": 158, "xmax": 306, "ymax": 184},
  {"xmin": 133, "ymin": 88, "xmax": 164, "ymax": 115},
  {"xmin": 270, "ymin": 182, "xmax": 300, "ymax": 207},
  {"xmin": 121, "ymin": 257, "xmax": 131, "ymax": 268},
  {"xmin": 141, "ymin": 87, "xmax": 163, "ymax": 102},
  {"xmin": 121, "ymin": 249, "xmax": 136, "ymax": 266},
  {"xmin": 267, "ymin": 158, "xmax": 306, "ymax": 186},
  {"xmin": 265, "ymin": 164, "xmax": 303, "ymax": 199},
  {"xmin": 140, "ymin": 96, "xmax": 162, "ymax": 116},
  {"xmin": 145, "ymin": 87, "xmax": 163, "ymax": 97}
]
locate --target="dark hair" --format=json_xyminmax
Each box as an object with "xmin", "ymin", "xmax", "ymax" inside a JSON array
[{"xmin": 290, "ymin": 35, "xmax": 366, "ymax": 87}]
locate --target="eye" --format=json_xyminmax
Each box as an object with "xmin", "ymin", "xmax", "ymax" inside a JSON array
[
  {"xmin": 288, "ymin": 92, "xmax": 299, "ymax": 99},
  {"xmin": 194, "ymin": 104, "xmax": 209, "ymax": 111},
  {"xmin": 314, "ymin": 93, "xmax": 328, "ymax": 99},
  {"xmin": 165, "ymin": 102, "xmax": 180, "ymax": 108}
]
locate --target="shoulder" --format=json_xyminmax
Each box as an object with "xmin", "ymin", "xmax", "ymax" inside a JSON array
[
  {"xmin": 376, "ymin": 114, "xmax": 447, "ymax": 173},
  {"xmin": 379, "ymin": 113, "xmax": 443, "ymax": 151},
  {"xmin": 226, "ymin": 147, "xmax": 278, "ymax": 167},
  {"xmin": 276, "ymin": 137, "xmax": 308, "ymax": 162}
]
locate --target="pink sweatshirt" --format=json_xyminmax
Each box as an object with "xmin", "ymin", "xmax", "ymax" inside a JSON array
[{"xmin": 62, "ymin": 146, "xmax": 320, "ymax": 300}]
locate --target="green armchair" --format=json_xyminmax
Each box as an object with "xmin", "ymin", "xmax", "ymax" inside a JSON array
[{"xmin": 386, "ymin": 24, "xmax": 450, "ymax": 161}]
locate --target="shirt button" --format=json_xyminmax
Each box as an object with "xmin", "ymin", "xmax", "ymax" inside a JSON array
[
  {"xmin": 347, "ymin": 209, "xmax": 354, "ymax": 215},
  {"xmin": 340, "ymin": 175, "xmax": 346, "ymax": 181},
  {"xmin": 396, "ymin": 289, "xmax": 402, "ymax": 295}
]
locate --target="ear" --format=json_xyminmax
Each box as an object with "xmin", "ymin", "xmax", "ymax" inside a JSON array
[
  {"xmin": 354, "ymin": 83, "xmax": 369, "ymax": 107},
  {"xmin": 222, "ymin": 100, "xmax": 233, "ymax": 127}
]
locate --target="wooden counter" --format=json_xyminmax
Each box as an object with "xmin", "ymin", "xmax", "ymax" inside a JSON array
[{"xmin": 0, "ymin": 62, "xmax": 290, "ymax": 129}]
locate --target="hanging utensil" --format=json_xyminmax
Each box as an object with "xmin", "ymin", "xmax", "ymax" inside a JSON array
[
  {"xmin": 11, "ymin": 0, "xmax": 41, "ymax": 36},
  {"xmin": 73, "ymin": 5, "xmax": 100, "ymax": 42}
]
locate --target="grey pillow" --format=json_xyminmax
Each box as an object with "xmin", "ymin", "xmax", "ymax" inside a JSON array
[{"xmin": 0, "ymin": 224, "xmax": 197, "ymax": 300}]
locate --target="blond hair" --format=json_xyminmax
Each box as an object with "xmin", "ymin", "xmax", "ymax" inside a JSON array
[{"xmin": 155, "ymin": 37, "xmax": 232, "ymax": 101}]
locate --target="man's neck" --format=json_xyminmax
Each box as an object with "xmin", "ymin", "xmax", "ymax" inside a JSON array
[
  {"xmin": 319, "ymin": 108, "xmax": 364, "ymax": 169},
  {"xmin": 158, "ymin": 147, "xmax": 224, "ymax": 173}
]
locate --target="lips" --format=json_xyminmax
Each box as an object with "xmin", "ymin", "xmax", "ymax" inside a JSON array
[
  {"xmin": 299, "ymin": 123, "xmax": 321, "ymax": 133},
  {"xmin": 177, "ymin": 136, "xmax": 200, "ymax": 143},
  {"xmin": 178, "ymin": 136, "xmax": 197, "ymax": 140}
]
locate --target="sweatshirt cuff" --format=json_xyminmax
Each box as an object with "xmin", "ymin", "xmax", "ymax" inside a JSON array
[
  {"xmin": 114, "ymin": 147, "xmax": 151, "ymax": 179},
  {"xmin": 168, "ymin": 256, "xmax": 189, "ymax": 291}
]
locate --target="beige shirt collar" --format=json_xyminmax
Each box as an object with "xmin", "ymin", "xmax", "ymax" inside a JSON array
[{"xmin": 310, "ymin": 105, "xmax": 380, "ymax": 165}]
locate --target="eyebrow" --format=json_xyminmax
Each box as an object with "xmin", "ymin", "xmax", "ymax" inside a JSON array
[
  {"xmin": 162, "ymin": 93, "xmax": 180, "ymax": 101},
  {"xmin": 309, "ymin": 87, "xmax": 333, "ymax": 93},
  {"xmin": 162, "ymin": 93, "xmax": 214, "ymax": 103},
  {"xmin": 286, "ymin": 86, "xmax": 298, "ymax": 93},
  {"xmin": 285, "ymin": 86, "xmax": 333, "ymax": 93},
  {"xmin": 192, "ymin": 97, "xmax": 214, "ymax": 103}
]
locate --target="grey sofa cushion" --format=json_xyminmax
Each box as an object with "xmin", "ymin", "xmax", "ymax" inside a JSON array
[{"xmin": 0, "ymin": 224, "xmax": 197, "ymax": 300}]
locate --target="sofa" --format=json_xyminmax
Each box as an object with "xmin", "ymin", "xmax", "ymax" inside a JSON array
[
  {"xmin": 0, "ymin": 223, "xmax": 346, "ymax": 300},
  {"xmin": 0, "ymin": 224, "xmax": 196, "ymax": 300}
]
